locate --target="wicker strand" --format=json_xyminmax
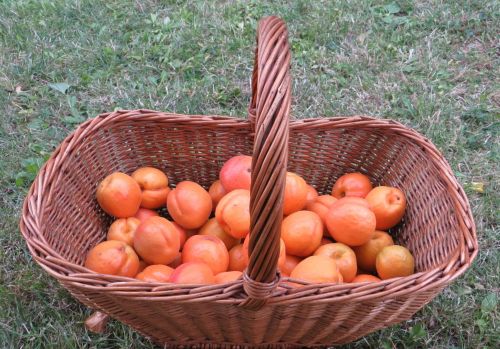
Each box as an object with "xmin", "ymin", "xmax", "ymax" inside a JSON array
[{"xmin": 243, "ymin": 16, "xmax": 291, "ymax": 309}]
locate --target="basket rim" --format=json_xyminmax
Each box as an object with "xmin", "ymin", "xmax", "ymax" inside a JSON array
[{"xmin": 19, "ymin": 109, "xmax": 478, "ymax": 305}]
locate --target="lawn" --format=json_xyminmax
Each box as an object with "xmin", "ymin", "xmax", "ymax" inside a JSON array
[{"xmin": 0, "ymin": 0, "xmax": 498, "ymax": 347}]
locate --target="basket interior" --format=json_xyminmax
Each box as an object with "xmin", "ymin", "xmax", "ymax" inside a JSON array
[{"xmin": 40, "ymin": 117, "xmax": 459, "ymax": 274}]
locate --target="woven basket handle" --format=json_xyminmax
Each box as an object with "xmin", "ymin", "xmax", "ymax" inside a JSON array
[{"xmin": 242, "ymin": 16, "xmax": 291, "ymax": 309}]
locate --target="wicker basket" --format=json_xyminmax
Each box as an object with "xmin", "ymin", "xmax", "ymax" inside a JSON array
[{"xmin": 20, "ymin": 17, "xmax": 477, "ymax": 347}]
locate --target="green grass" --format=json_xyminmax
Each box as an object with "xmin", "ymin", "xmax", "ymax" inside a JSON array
[{"xmin": 1, "ymin": 0, "xmax": 498, "ymax": 347}]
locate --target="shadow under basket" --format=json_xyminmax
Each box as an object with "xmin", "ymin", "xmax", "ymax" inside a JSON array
[{"xmin": 20, "ymin": 16, "xmax": 477, "ymax": 348}]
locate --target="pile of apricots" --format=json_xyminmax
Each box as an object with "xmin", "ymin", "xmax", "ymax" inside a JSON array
[{"xmin": 85, "ymin": 155, "xmax": 415, "ymax": 285}]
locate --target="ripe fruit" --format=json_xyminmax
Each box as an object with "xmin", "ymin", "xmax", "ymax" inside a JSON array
[
  {"xmin": 136, "ymin": 265, "xmax": 174, "ymax": 283},
  {"xmin": 325, "ymin": 202, "xmax": 376, "ymax": 246},
  {"xmin": 365, "ymin": 186, "xmax": 407, "ymax": 230},
  {"xmin": 215, "ymin": 189, "xmax": 250, "ymax": 239},
  {"xmin": 376, "ymin": 245, "xmax": 415, "ymax": 279},
  {"xmin": 199, "ymin": 218, "xmax": 240, "ymax": 250},
  {"xmin": 182, "ymin": 235, "xmax": 229, "ymax": 275},
  {"xmin": 351, "ymin": 274, "xmax": 381, "ymax": 283},
  {"xmin": 107, "ymin": 217, "xmax": 140, "ymax": 246},
  {"xmin": 243, "ymin": 234, "xmax": 286, "ymax": 270},
  {"xmin": 331, "ymin": 172, "xmax": 372, "ymax": 199},
  {"xmin": 305, "ymin": 195, "xmax": 337, "ymax": 221},
  {"xmin": 281, "ymin": 211, "xmax": 323, "ymax": 257},
  {"xmin": 208, "ymin": 180, "xmax": 227, "ymax": 209},
  {"xmin": 133, "ymin": 216, "xmax": 180, "ymax": 265},
  {"xmin": 353, "ymin": 231, "xmax": 394, "ymax": 272},
  {"xmin": 96, "ymin": 172, "xmax": 142, "ymax": 218},
  {"xmin": 290, "ymin": 256, "xmax": 343, "ymax": 284},
  {"xmin": 281, "ymin": 255, "xmax": 302, "ymax": 276},
  {"xmin": 305, "ymin": 185, "xmax": 319, "ymax": 203},
  {"xmin": 305, "ymin": 195, "xmax": 337, "ymax": 236},
  {"xmin": 131, "ymin": 167, "xmax": 170, "ymax": 209},
  {"xmin": 167, "ymin": 181, "xmax": 212, "ymax": 229},
  {"xmin": 85, "ymin": 240, "xmax": 139, "ymax": 277},
  {"xmin": 228, "ymin": 244, "xmax": 247, "ymax": 272},
  {"xmin": 134, "ymin": 208, "xmax": 159, "ymax": 223},
  {"xmin": 329, "ymin": 196, "xmax": 370, "ymax": 210},
  {"xmin": 283, "ymin": 172, "xmax": 309, "ymax": 215},
  {"xmin": 313, "ymin": 243, "xmax": 357, "ymax": 282},
  {"xmin": 219, "ymin": 155, "xmax": 252, "ymax": 192},
  {"xmin": 169, "ymin": 262, "xmax": 215, "ymax": 284},
  {"xmin": 214, "ymin": 271, "xmax": 242, "ymax": 284}
]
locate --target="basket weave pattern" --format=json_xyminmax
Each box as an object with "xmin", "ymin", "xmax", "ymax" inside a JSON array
[{"xmin": 20, "ymin": 17, "xmax": 477, "ymax": 347}]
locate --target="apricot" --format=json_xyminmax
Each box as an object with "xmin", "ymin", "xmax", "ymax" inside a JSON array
[
  {"xmin": 208, "ymin": 180, "xmax": 227, "ymax": 210},
  {"xmin": 281, "ymin": 211, "xmax": 323, "ymax": 257},
  {"xmin": 228, "ymin": 244, "xmax": 247, "ymax": 272},
  {"xmin": 199, "ymin": 218, "xmax": 240, "ymax": 250},
  {"xmin": 214, "ymin": 271, "xmax": 242, "ymax": 284},
  {"xmin": 167, "ymin": 181, "xmax": 212, "ymax": 229},
  {"xmin": 182, "ymin": 235, "xmax": 229, "ymax": 274},
  {"xmin": 290, "ymin": 255, "xmax": 343, "ymax": 284},
  {"xmin": 96, "ymin": 172, "xmax": 141, "ymax": 218},
  {"xmin": 133, "ymin": 216, "xmax": 180, "ymax": 265},
  {"xmin": 215, "ymin": 189, "xmax": 250, "ymax": 239},
  {"xmin": 132, "ymin": 167, "xmax": 170, "ymax": 209},
  {"xmin": 169, "ymin": 262, "xmax": 215, "ymax": 284},
  {"xmin": 283, "ymin": 172, "xmax": 309, "ymax": 215},
  {"xmin": 106, "ymin": 217, "xmax": 140, "ymax": 246},
  {"xmin": 219, "ymin": 155, "xmax": 252, "ymax": 192},
  {"xmin": 85, "ymin": 240, "xmax": 139, "ymax": 277},
  {"xmin": 134, "ymin": 208, "xmax": 159, "ymax": 223},
  {"xmin": 136, "ymin": 264, "xmax": 174, "ymax": 283}
]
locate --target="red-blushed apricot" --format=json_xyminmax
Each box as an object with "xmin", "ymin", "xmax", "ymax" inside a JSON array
[
  {"xmin": 313, "ymin": 243, "xmax": 357, "ymax": 282},
  {"xmin": 305, "ymin": 195, "xmax": 338, "ymax": 230},
  {"xmin": 228, "ymin": 244, "xmax": 247, "ymax": 272},
  {"xmin": 331, "ymin": 173, "xmax": 372, "ymax": 199},
  {"xmin": 365, "ymin": 186, "xmax": 407, "ymax": 230},
  {"xmin": 280, "ymin": 255, "xmax": 302, "ymax": 276},
  {"xmin": 106, "ymin": 217, "xmax": 140, "ymax": 246},
  {"xmin": 96, "ymin": 172, "xmax": 142, "ymax": 218},
  {"xmin": 281, "ymin": 211, "xmax": 323, "ymax": 257},
  {"xmin": 219, "ymin": 155, "xmax": 252, "ymax": 192},
  {"xmin": 351, "ymin": 274, "xmax": 381, "ymax": 283},
  {"xmin": 132, "ymin": 167, "xmax": 170, "ymax": 209},
  {"xmin": 290, "ymin": 255, "xmax": 343, "ymax": 284},
  {"xmin": 169, "ymin": 262, "xmax": 215, "ymax": 284},
  {"xmin": 214, "ymin": 271, "xmax": 243, "ymax": 284},
  {"xmin": 215, "ymin": 189, "xmax": 250, "ymax": 239},
  {"xmin": 182, "ymin": 235, "xmax": 229, "ymax": 274},
  {"xmin": 167, "ymin": 181, "xmax": 212, "ymax": 229},
  {"xmin": 134, "ymin": 208, "xmax": 159, "ymax": 223},
  {"xmin": 133, "ymin": 216, "xmax": 180, "ymax": 265},
  {"xmin": 283, "ymin": 172, "xmax": 309, "ymax": 215},
  {"xmin": 136, "ymin": 264, "xmax": 174, "ymax": 283},
  {"xmin": 325, "ymin": 202, "xmax": 376, "ymax": 246},
  {"xmin": 199, "ymin": 218, "xmax": 240, "ymax": 250},
  {"xmin": 305, "ymin": 185, "xmax": 319, "ymax": 203},
  {"xmin": 85, "ymin": 240, "xmax": 139, "ymax": 277}
]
